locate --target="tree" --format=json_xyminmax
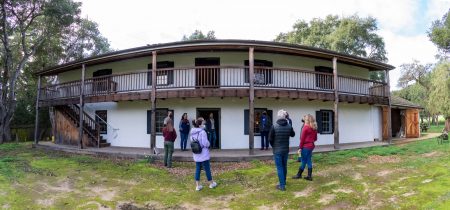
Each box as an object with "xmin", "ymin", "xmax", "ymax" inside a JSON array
[
  {"xmin": 392, "ymin": 83, "xmax": 428, "ymax": 123},
  {"xmin": 428, "ymin": 61, "xmax": 450, "ymax": 132},
  {"xmin": 397, "ymin": 60, "xmax": 432, "ymax": 90},
  {"xmin": 182, "ymin": 30, "xmax": 216, "ymax": 41},
  {"xmin": 0, "ymin": 0, "xmax": 108, "ymax": 143},
  {"xmin": 275, "ymin": 15, "xmax": 387, "ymax": 62},
  {"xmin": 428, "ymin": 9, "xmax": 450, "ymax": 55}
]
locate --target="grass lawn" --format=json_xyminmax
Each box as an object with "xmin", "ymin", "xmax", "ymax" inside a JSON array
[{"xmin": 0, "ymin": 139, "xmax": 449, "ymax": 210}]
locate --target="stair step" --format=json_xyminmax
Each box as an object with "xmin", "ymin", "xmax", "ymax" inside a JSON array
[
  {"xmin": 99, "ymin": 143, "xmax": 111, "ymax": 148},
  {"xmin": 100, "ymin": 139, "xmax": 107, "ymax": 144}
]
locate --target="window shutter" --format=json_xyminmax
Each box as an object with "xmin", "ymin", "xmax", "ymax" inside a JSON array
[
  {"xmin": 267, "ymin": 110, "xmax": 273, "ymax": 125},
  {"xmin": 147, "ymin": 64, "xmax": 153, "ymax": 86},
  {"xmin": 244, "ymin": 60, "xmax": 250, "ymax": 83},
  {"xmin": 147, "ymin": 110, "xmax": 152, "ymax": 134},
  {"xmin": 316, "ymin": 110, "xmax": 323, "ymax": 134},
  {"xmin": 244, "ymin": 109, "xmax": 249, "ymax": 135},
  {"xmin": 330, "ymin": 111, "xmax": 335, "ymax": 134}
]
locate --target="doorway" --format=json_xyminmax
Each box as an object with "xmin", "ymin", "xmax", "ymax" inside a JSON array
[
  {"xmin": 197, "ymin": 108, "xmax": 221, "ymax": 149},
  {"xmin": 195, "ymin": 57, "xmax": 220, "ymax": 88}
]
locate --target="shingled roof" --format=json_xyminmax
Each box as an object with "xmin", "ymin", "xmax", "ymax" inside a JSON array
[{"xmin": 391, "ymin": 95, "xmax": 423, "ymax": 109}]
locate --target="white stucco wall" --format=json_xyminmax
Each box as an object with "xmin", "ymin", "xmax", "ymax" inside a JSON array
[{"xmin": 79, "ymin": 98, "xmax": 382, "ymax": 149}]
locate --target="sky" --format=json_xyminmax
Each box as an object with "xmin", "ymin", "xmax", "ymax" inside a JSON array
[{"xmin": 77, "ymin": 0, "xmax": 450, "ymax": 89}]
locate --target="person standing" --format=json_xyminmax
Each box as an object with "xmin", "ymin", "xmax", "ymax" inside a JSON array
[
  {"xmin": 260, "ymin": 111, "xmax": 271, "ymax": 150},
  {"xmin": 269, "ymin": 110, "xmax": 295, "ymax": 191},
  {"xmin": 205, "ymin": 113, "xmax": 217, "ymax": 149},
  {"xmin": 286, "ymin": 112, "xmax": 293, "ymax": 127},
  {"xmin": 179, "ymin": 113, "xmax": 190, "ymax": 151},
  {"xmin": 292, "ymin": 114, "xmax": 318, "ymax": 181},
  {"xmin": 191, "ymin": 117, "xmax": 217, "ymax": 191},
  {"xmin": 162, "ymin": 120, "xmax": 177, "ymax": 168},
  {"xmin": 164, "ymin": 111, "xmax": 173, "ymax": 126}
]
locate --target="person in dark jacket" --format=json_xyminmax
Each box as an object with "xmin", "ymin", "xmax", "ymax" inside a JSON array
[
  {"xmin": 179, "ymin": 113, "xmax": 190, "ymax": 151},
  {"xmin": 269, "ymin": 109, "xmax": 295, "ymax": 191},
  {"xmin": 286, "ymin": 112, "xmax": 293, "ymax": 127},
  {"xmin": 162, "ymin": 119, "xmax": 177, "ymax": 168},
  {"xmin": 292, "ymin": 114, "xmax": 318, "ymax": 181},
  {"xmin": 260, "ymin": 111, "xmax": 272, "ymax": 150},
  {"xmin": 205, "ymin": 113, "xmax": 217, "ymax": 149}
]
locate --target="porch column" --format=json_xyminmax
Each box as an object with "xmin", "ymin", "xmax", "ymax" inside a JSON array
[
  {"xmin": 150, "ymin": 51, "xmax": 157, "ymax": 152},
  {"xmin": 386, "ymin": 70, "xmax": 392, "ymax": 144},
  {"xmin": 79, "ymin": 64, "xmax": 86, "ymax": 149},
  {"xmin": 249, "ymin": 47, "xmax": 255, "ymax": 155},
  {"xmin": 333, "ymin": 57, "xmax": 340, "ymax": 149},
  {"xmin": 33, "ymin": 75, "xmax": 42, "ymax": 146}
]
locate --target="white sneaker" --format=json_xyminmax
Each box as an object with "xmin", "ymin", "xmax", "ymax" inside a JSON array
[
  {"xmin": 196, "ymin": 185, "xmax": 203, "ymax": 191},
  {"xmin": 209, "ymin": 182, "xmax": 217, "ymax": 189}
]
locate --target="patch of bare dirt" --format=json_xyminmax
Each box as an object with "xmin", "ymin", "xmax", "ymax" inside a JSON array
[
  {"xmin": 366, "ymin": 155, "xmax": 401, "ymax": 164},
  {"xmin": 77, "ymin": 201, "xmax": 111, "ymax": 210},
  {"xmin": 316, "ymin": 165, "xmax": 352, "ymax": 176},
  {"xmin": 398, "ymin": 176, "xmax": 410, "ymax": 182},
  {"xmin": 294, "ymin": 186, "xmax": 314, "ymax": 198},
  {"xmin": 422, "ymin": 179, "xmax": 433, "ymax": 183},
  {"xmin": 258, "ymin": 203, "xmax": 282, "ymax": 210},
  {"xmin": 323, "ymin": 202, "xmax": 352, "ymax": 210},
  {"xmin": 422, "ymin": 151, "xmax": 442, "ymax": 157},
  {"xmin": 323, "ymin": 181, "xmax": 339, "ymax": 186},
  {"xmin": 36, "ymin": 198, "xmax": 54, "ymax": 207},
  {"xmin": 332, "ymin": 188, "xmax": 354, "ymax": 194},
  {"xmin": 402, "ymin": 192, "xmax": 416, "ymax": 197},
  {"xmin": 37, "ymin": 180, "xmax": 74, "ymax": 193},
  {"xmin": 153, "ymin": 161, "xmax": 253, "ymax": 177},
  {"xmin": 318, "ymin": 194, "xmax": 336, "ymax": 205},
  {"xmin": 118, "ymin": 202, "xmax": 165, "ymax": 210},
  {"xmin": 90, "ymin": 186, "xmax": 117, "ymax": 201},
  {"xmin": 2, "ymin": 204, "xmax": 10, "ymax": 209},
  {"xmin": 353, "ymin": 173, "xmax": 362, "ymax": 180},
  {"xmin": 376, "ymin": 170, "xmax": 394, "ymax": 177}
]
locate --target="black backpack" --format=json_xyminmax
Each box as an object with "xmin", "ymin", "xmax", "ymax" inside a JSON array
[{"xmin": 190, "ymin": 133, "xmax": 202, "ymax": 154}]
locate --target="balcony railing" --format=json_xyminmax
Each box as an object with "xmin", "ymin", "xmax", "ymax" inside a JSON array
[{"xmin": 39, "ymin": 66, "xmax": 387, "ymax": 101}]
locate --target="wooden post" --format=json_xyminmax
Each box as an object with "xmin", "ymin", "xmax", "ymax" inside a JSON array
[
  {"xmin": 33, "ymin": 75, "xmax": 41, "ymax": 145},
  {"xmin": 79, "ymin": 64, "xmax": 85, "ymax": 149},
  {"xmin": 333, "ymin": 57, "xmax": 340, "ymax": 149},
  {"xmin": 150, "ymin": 51, "xmax": 157, "ymax": 152},
  {"xmin": 249, "ymin": 47, "xmax": 255, "ymax": 155},
  {"xmin": 386, "ymin": 70, "xmax": 392, "ymax": 144}
]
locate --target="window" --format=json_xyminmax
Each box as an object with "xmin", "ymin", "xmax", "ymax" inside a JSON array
[
  {"xmin": 95, "ymin": 110, "xmax": 107, "ymax": 134},
  {"xmin": 147, "ymin": 109, "xmax": 174, "ymax": 134},
  {"xmin": 315, "ymin": 66, "xmax": 333, "ymax": 89},
  {"xmin": 93, "ymin": 69, "xmax": 112, "ymax": 92},
  {"xmin": 244, "ymin": 109, "xmax": 273, "ymax": 135},
  {"xmin": 244, "ymin": 60, "xmax": 273, "ymax": 85},
  {"xmin": 147, "ymin": 61, "xmax": 174, "ymax": 86},
  {"xmin": 316, "ymin": 110, "xmax": 334, "ymax": 134}
]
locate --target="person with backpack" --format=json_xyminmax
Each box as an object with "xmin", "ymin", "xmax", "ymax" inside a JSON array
[
  {"xmin": 162, "ymin": 119, "xmax": 177, "ymax": 168},
  {"xmin": 269, "ymin": 110, "xmax": 295, "ymax": 191},
  {"xmin": 190, "ymin": 117, "xmax": 217, "ymax": 191},
  {"xmin": 260, "ymin": 111, "xmax": 272, "ymax": 150},
  {"xmin": 179, "ymin": 113, "xmax": 190, "ymax": 151},
  {"xmin": 292, "ymin": 114, "xmax": 318, "ymax": 181}
]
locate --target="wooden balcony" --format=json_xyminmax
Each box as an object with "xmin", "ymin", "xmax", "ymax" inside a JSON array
[{"xmin": 39, "ymin": 66, "xmax": 389, "ymax": 107}]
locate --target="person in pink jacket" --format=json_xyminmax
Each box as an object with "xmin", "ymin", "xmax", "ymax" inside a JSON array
[{"xmin": 191, "ymin": 117, "xmax": 217, "ymax": 191}]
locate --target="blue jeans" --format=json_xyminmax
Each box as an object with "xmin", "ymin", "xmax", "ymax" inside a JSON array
[
  {"xmin": 180, "ymin": 132, "xmax": 188, "ymax": 150},
  {"xmin": 208, "ymin": 130, "xmax": 217, "ymax": 148},
  {"xmin": 261, "ymin": 131, "xmax": 269, "ymax": 149},
  {"xmin": 274, "ymin": 153, "xmax": 289, "ymax": 188},
  {"xmin": 300, "ymin": 148, "xmax": 313, "ymax": 170},
  {"xmin": 195, "ymin": 160, "xmax": 212, "ymax": 181}
]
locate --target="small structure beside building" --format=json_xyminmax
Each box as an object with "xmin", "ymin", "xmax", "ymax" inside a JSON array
[{"xmin": 385, "ymin": 96, "xmax": 422, "ymax": 139}]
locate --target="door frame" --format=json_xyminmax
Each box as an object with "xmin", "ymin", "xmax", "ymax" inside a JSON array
[{"xmin": 196, "ymin": 108, "xmax": 221, "ymax": 149}]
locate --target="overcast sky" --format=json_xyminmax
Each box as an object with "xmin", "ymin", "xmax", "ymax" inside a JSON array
[{"xmin": 77, "ymin": 0, "xmax": 450, "ymax": 89}]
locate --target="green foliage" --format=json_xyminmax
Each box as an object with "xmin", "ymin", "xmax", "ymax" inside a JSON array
[
  {"xmin": 428, "ymin": 61, "xmax": 450, "ymax": 117},
  {"xmin": 275, "ymin": 15, "xmax": 387, "ymax": 62},
  {"xmin": 428, "ymin": 9, "xmax": 450, "ymax": 54},
  {"xmin": 182, "ymin": 30, "xmax": 216, "ymax": 41},
  {"xmin": 397, "ymin": 60, "xmax": 432, "ymax": 89}
]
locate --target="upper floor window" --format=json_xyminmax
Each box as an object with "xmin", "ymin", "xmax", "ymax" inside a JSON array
[
  {"xmin": 315, "ymin": 66, "xmax": 333, "ymax": 89},
  {"xmin": 147, "ymin": 61, "xmax": 174, "ymax": 86},
  {"xmin": 245, "ymin": 60, "xmax": 273, "ymax": 85}
]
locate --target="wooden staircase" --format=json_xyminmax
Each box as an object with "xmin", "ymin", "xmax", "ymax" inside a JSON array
[{"xmin": 57, "ymin": 105, "xmax": 110, "ymax": 148}]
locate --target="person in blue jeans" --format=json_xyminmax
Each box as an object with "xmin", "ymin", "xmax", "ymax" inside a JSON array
[
  {"xmin": 293, "ymin": 114, "xmax": 318, "ymax": 181},
  {"xmin": 260, "ymin": 111, "xmax": 272, "ymax": 150},
  {"xmin": 205, "ymin": 113, "xmax": 217, "ymax": 149},
  {"xmin": 269, "ymin": 110, "xmax": 295, "ymax": 191},
  {"xmin": 191, "ymin": 117, "xmax": 217, "ymax": 191},
  {"xmin": 179, "ymin": 113, "xmax": 190, "ymax": 151}
]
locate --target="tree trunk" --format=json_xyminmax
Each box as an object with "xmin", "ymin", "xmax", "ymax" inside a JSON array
[
  {"xmin": 435, "ymin": 115, "xmax": 439, "ymax": 126},
  {"xmin": 444, "ymin": 117, "xmax": 450, "ymax": 133},
  {"xmin": 431, "ymin": 115, "xmax": 436, "ymax": 125},
  {"xmin": 428, "ymin": 114, "xmax": 431, "ymax": 127}
]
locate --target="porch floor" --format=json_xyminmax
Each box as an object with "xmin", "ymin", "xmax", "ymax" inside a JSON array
[{"xmin": 36, "ymin": 140, "xmax": 390, "ymax": 162}]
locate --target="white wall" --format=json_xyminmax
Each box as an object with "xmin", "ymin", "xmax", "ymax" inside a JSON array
[{"xmin": 79, "ymin": 98, "xmax": 383, "ymax": 149}]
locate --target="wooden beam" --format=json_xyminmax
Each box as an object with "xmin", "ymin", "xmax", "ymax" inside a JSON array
[
  {"xmin": 151, "ymin": 51, "xmax": 157, "ymax": 151},
  {"xmin": 333, "ymin": 57, "xmax": 340, "ymax": 149},
  {"xmin": 249, "ymin": 47, "xmax": 255, "ymax": 155},
  {"xmin": 34, "ymin": 75, "xmax": 42, "ymax": 145},
  {"xmin": 386, "ymin": 70, "xmax": 392, "ymax": 144},
  {"xmin": 79, "ymin": 64, "xmax": 86, "ymax": 149}
]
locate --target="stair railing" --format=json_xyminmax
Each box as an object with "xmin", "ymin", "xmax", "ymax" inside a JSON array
[{"xmin": 67, "ymin": 104, "xmax": 101, "ymax": 148}]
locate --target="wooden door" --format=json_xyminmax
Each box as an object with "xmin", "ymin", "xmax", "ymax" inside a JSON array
[
  {"xmin": 406, "ymin": 109, "xmax": 420, "ymax": 138},
  {"xmin": 382, "ymin": 106, "xmax": 389, "ymax": 140}
]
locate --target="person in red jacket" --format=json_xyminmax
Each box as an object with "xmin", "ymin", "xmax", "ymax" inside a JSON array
[
  {"xmin": 162, "ymin": 119, "xmax": 177, "ymax": 168},
  {"xmin": 292, "ymin": 114, "xmax": 318, "ymax": 181}
]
